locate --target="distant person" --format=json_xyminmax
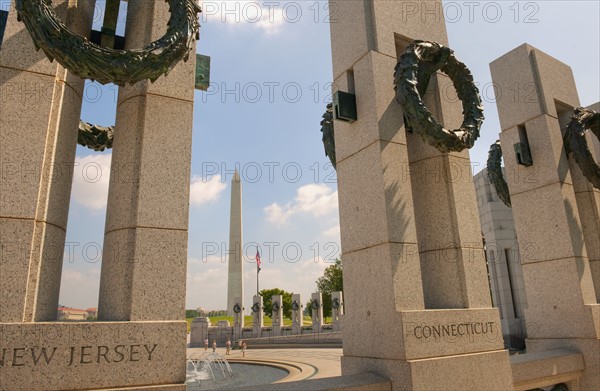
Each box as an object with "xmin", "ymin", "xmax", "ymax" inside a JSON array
[
  {"xmin": 226, "ymin": 339, "xmax": 231, "ymax": 355},
  {"xmin": 241, "ymin": 341, "xmax": 247, "ymax": 357},
  {"xmin": 212, "ymin": 340, "xmax": 217, "ymax": 353},
  {"xmin": 204, "ymin": 338, "xmax": 208, "ymax": 351}
]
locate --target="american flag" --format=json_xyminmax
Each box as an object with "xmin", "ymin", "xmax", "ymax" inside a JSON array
[{"xmin": 256, "ymin": 248, "xmax": 261, "ymax": 273}]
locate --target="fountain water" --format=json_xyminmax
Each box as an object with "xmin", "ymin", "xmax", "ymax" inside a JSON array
[{"xmin": 187, "ymin": 352, "xmax": 233, "ymax": 384}]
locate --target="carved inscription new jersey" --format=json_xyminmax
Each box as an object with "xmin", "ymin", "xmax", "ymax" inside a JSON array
[{"xmin": 0, "ymin": 344, "xmax": 158, "ymax": 367}]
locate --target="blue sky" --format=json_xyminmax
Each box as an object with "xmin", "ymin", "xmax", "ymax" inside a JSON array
[{"xmin": 59, "ymin": 1, "xmax": 600, "ymax": 313}]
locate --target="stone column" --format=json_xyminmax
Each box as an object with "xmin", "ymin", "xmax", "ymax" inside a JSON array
[
  {"xmin": 474, "ymin": 169, "xmax": 527, "ymax": 349},
  {"xmin": 491, "ymin": 43, "xmax": 600, "ymax": 390},
  {"xmin": 584, "ymin": 101, "xmax": 600, "ymax": 300},
  {"xmin": 331, "ymin": 291, "xmax": 344, "ymax": 332},
  {"xmin": 233, "ymin": 296, "xmax": 243, "ymax": 341},
  {"xmin": 0, "ymin": 0, "xmax": 95, "ymax": 322},
  {"xmin": 271, "ymin": 294, "xmax": 283, "ymax": 336},
  {"xmin": 190, "ymin": 317, "xmax": 211, "ymax": 348},
  {"xmin": 329, "ymin": 1, "xmax": 512, "ymax": 389},
  {"xmin": 291, "ymin": 294, "xmax": 302, "ymax": 335},
  {"xmin": 311, "ymin": 292, "xmax": 323, "ymax": 333},
  {"xmin": 98, "ymin": 0, "xmax": 195, "ymax": 322},
  {"xmin": 251, "ymin": 294, "xmax": 263, "ymax": 337}
]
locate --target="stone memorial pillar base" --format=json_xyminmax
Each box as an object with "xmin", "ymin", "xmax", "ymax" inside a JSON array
[
  {"xmin": 343, "ymin": 350, "xmax": 511, "ymax": 391},
  {"xmin": 341, "ymin": 309, "xmax": 511, "ymax": 390},
  {"xmin": 0, "ymin": 322, "xmax": 186, "ymax": 390},
  {"xmin": 189, "ymin": 317, "xmax": 212, "ymax": 348}
]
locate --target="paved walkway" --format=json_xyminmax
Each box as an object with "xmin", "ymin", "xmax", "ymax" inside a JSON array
[{"xmin": 187, "ymin": 347, "xmax": 343, "ymax": 381}]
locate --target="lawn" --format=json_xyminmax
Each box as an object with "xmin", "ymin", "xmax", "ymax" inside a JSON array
[{"xmin": 185, "ymin": 315, "xmax": 332, "ymax": 333}]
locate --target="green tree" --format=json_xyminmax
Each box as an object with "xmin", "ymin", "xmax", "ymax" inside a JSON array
[
  {"xmin": 315, "ymin": 258, "xmax": 343, "ymax": 318},
  {"xmin": 305, "ymin": 300, "xmax": 313, "ymax": 317},
  {"xmin": 259, "ymin": 288, "xmax": 293, "ymax": 318},
  {"xmin": 185, "ymin": 309, "xmax": 199, "ymax": 318}
]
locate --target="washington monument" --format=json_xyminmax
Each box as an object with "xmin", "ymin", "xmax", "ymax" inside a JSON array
[{"xmin": 227, "ymin": 170, "xmax": 243, "ymax": 316}]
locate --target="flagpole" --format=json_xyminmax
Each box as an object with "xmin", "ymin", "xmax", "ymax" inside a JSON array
[{"xmin": 256, "ymin": 247, "xmax": 260, "ymax": 297}]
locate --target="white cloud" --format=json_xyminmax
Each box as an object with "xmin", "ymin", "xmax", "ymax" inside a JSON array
[
  {"xmin": 201, "ymin": 0, "xmax": 286, "ymax": 35},
  {"xmin": 58, "ymin": 268, "xmax": 101, "ymax": 309},
  {"xmin": 186, "ymin": 255, "xmax": 229, "ymax": 310},
  {"xmin": 190, "ymin": 175, "xmax": 227, "ymax": 207},
  {"xmin": 322, "ymin": 224, "xmax": 340, "ymax": 239},
  {"xmin": 71, "ymin": 154, "xmax": 112, "ymax": 211},
  {"xmin": 264, "ymin": 184, "xmax": 338, "ymax": 225}
]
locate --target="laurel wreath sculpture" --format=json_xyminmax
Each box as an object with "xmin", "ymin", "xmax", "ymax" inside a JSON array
[
  {"xmin": 78, "ymin": 121, "xmax": 114, "ymax": 152},
  {"xmin": 15, "ymin": 0, "xmax": 202, "ymax": 86},
  {"xmin": 565, "ymin": 107, "xmax": 600, "ymax": 189},
  {"xmin": 233, "ymin": 303, "xmax": 242, "ymax": 314},
  {"xmin": 272, "ymin": 301, "xmax": 280, "ymax": 312},
  {"xmin": 487, "ymin": 141, "xmax": 511, "ymax": 207},
  {"xmin": 394, "ymin": 41, "xmax": 484, "ymax": 152},
  {"xmin": 292, "ymin": 300, "xmax": 300, "ymax": 311},
  {"xmin": 251, "ymin": 302, "xmax": 260, "ymax": 313},
  {"xmin": 311, "ymin": 300, "xmax": 320, "ymax": 310},
  {"xmin": 321, "ymin": 103, "xmax": 336, "ymax": 170},
  {"xmin": 331, "ymin": 298, "xmax": 340, "ymax": 310}
]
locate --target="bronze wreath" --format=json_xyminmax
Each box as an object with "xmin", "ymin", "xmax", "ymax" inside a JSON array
[
  {"xmin": 251, "ymin": 302, "xmax": 260, "ymax": 313},
  {"xmin": 487, "ymin": 141, "xmax": 511, "ymax": 207},
  {"xmin": 331, "ymin": 298, "xmax": 340, "ymax": 310},
  {"xmin": 311, "ymin": 300, "xmax": 320, "ymax": 310},
  {"xmin": 321, "ymin": 103, "xmax": 336, "ymax": 169},
  {"xmin": 394, "ymin": 41, "xmax": 484, "ymax": 152},
  {"xmin": 272, "ymin": 301, "xmax": 280, "ymax": 312},
  {"xmin": 565, "ymin": 107, "xmax": 600, "ymax": 189},
  {"xmin": 78, "ymin": 121, "xmax": 114, "ymax": 152},
  {"xmin": 15, "ymin": 0, "xmax": 201, "ymax": 86},
  {"xmin": 292, "ymin": 300, "xmax": 300, "ymax": 311},
  {"xmin": 233, "ymin": 303, "xmax": 242, "ymax": 314}
]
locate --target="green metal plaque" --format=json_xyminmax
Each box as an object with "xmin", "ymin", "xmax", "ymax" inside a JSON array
[{"xmin": 195, "ymin": 54, "xmax": 211, "ymax": 91}]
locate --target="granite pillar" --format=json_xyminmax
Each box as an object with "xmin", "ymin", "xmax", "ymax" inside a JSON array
[
  {"xmin": 252, "ymin": 294, "xmax": 263, "ymax": 337},
  {"xmin": 98, "ymin": 0, "xmax": 195, "ymax": 323},
  {"xmin": 311, "ymin": 292, "xmax": 323, "ymax": 333},
  {"xmin": 271, "ymin": 294, "xmax": 283, "ymax": 336},
  {"xmin": 233, "ymin": 296, "xmax": 243, "ymax": 341},
  {"xmin": 491, "ymin": 43, "xmax": 600, "ymax": 390},
  {"xmin": 474, "ymin": 169, "xmax": 527, "ymax": 349},
  {"xmin": 329, "ymin": 1, "xmax": 512, "ymax": 389},
  {"xmin": 1, "ymin": 1, "xmax": 193, "ymax": 390},
  {"xmin": 291, "ymin": 293, "xmax": 302, "ymax": 335},
  {"xmin": 332, "ymin": 291, "xmax": 344, "ymax": 332},
  {"xmin": 584, "ymin": 101, "xmax": 600, "ymax": 301},
  {"xmin": 0, "ymin": 0, "xmax": 94, "ymax": 323}
]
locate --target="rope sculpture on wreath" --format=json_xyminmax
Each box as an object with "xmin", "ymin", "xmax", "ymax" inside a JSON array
[
  {"xmin": 78, "ymin": 121, "xmax": 114, "ymax": 152},
  {"xmin": 15, "ymin": 0, "xmax": 202, "ymax": 86}
]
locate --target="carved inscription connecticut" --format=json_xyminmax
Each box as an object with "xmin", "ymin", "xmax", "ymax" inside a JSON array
[
  {"xmin": 411, "ymin": 322, "xmax": 497, "ymax": 340},
  {"xmin": 0, "ymin": 344, "xmax": 158, "ymax": 367}
]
